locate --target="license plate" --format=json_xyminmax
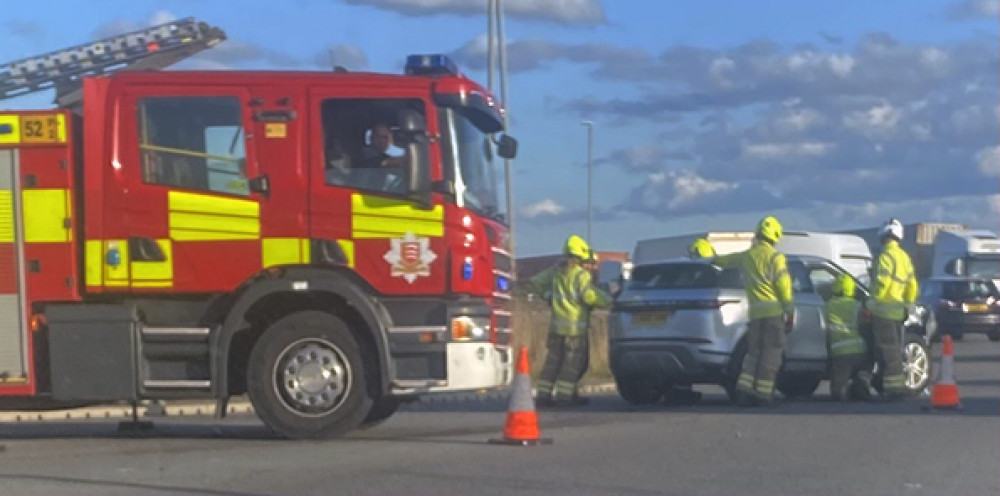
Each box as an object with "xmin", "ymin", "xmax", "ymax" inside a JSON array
[
  {"xmin": 632, "ymin": 311, "xmax": 669, "ymax": 327},
  {"xmin": 964, "ymin": 303, "xmax": 988, "ymax": 313}
]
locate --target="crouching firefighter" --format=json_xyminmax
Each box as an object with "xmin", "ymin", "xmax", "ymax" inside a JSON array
[
  {"xmin": 528, "ymin": 235, "xmax": 611, "ymax": 407},
  {"xmin": 825, "ymin": 274, "xmax": 872, "ymax": 401}
]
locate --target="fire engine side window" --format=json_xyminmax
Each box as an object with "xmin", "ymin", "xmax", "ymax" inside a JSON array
[
  {"xmin": 137, "ymin": 96, "xmax": 249, "ymax": 196},
  {"xmin": 320, "ymin": 98, "xmax": 424, "ymax": 196}
]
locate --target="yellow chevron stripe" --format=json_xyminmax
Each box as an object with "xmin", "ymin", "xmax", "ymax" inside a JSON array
[
  {"xmin": 351, "ymin": 193, "xmax": 443, "ymax": 239},
  {"xmin": 85, "ymin": 240, "xmax": 103, "ymax": 287},
  {"xmin": 262, "ymin": 238, "xmax": 311, "ymax": 267},
  {"xmin": 168, "ymin": 191, "xmax": 259, "ymax": 241},
  {"xmin": 0, "ymin": 190, "xmax": 12, "ymax": 243}
]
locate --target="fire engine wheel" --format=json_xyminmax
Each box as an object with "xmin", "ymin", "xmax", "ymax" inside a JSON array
[{"xmin": 248, "ymin": 311, "xmax": 372, "ymax": 439}]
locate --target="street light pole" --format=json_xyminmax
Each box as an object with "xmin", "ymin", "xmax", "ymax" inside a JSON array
[{"xmin": 581, "ymin": 120, "xmax": 593, "ymax": 245}]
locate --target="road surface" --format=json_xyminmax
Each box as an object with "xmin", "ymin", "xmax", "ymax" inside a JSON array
[{"xmin": 0, "ymin": 338, "xmax": 996, "ymax": 496}]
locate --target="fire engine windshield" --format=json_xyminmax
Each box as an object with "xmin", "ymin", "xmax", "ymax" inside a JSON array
[{"xmin": 440, "ymin": 108, "xmax": 508, "ymax": 223}]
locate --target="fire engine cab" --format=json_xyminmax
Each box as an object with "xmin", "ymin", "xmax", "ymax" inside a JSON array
[{"xmin": 0, "ymin": 18, "xmax": 515, "ymax": 438}]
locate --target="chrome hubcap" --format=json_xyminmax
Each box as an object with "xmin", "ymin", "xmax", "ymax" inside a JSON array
[
  {"xmin": 274, "ymin": 339, "xmax": 350, "ymax": 416},
  {"xmin": 903, "ymin": 342, "xmax": 929, "ymax": 390}
]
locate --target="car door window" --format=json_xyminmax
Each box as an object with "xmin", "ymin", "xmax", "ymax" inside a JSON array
[
  {"xmin": 788, "ymin": 261, "xmax": 813, "ymax": 294},
  {"xmin": 807, "ymin": 266, "xmax": 838, "ymax": 301}
]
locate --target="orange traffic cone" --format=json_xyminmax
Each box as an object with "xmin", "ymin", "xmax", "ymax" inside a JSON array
[
  {"xmin": 489, "ymin": 347, "xmax": 553, "ymax": 446},
  {"xmin": 924, "ymin": 335, "xmax": 962, "ymax": 411}
]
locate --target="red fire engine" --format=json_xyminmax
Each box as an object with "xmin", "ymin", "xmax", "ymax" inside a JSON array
[{"xmin": 0, "ymin": 18, "xmax": 515, "ymax": 438}]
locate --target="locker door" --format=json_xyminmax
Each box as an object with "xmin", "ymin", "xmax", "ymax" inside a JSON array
[{"xmin": 0, "ymin": 149, "xmax": 27, "ymax": 380}]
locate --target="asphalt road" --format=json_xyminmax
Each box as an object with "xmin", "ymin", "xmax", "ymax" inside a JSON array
[{"xmin": 0, "ymin": 338, "xmax": 997, "ymax": 496}]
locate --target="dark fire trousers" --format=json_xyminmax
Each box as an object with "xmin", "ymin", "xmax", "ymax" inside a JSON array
[
  {"xmin": 872, "ymin": 316, "xmax": 906, "ymax": 394},
  {"xmin": 537, "ymin": 334, "xmax": 589, "ymax": 400},
  {"xmin": 737, "ymin": 316, "xmax": 786, "ymax": 399}
]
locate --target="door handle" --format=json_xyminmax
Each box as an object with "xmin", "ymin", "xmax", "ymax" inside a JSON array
[{"xmin": 129, "ymin": 237, "xmax": 166, "ymax": 262}]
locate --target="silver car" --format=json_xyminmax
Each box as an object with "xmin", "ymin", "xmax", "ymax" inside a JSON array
[{"xmin": 607, "ymin": 255, "xmax": 933, "ymax": 404}]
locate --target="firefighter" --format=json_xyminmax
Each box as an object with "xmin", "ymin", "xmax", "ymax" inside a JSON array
[
  {"xmin": 713, "ymin": 216, "xmax": 794, "ymax": 406},
  {"xmin": 529, "ymin": 235, "xmax": 611, "ymax": 407},
  {"xmin": 688, "ymin": 237, "xmax": 716, "ymax": 259},
  {"xmin": 825, "ymin": 274, "xmax": 870, "ymax": 401},
  {"xmin": 868, "ymin": 218, "xmax": 918, "ymax": 400}
]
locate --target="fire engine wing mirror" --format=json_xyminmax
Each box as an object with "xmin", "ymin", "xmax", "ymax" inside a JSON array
[
  {"xmin": 397, "ymin": 109, "xmax": 432, "ymax": 209},
  {"xmin": 496, "ymin": 134, "xmax": 518, "ymax": 159}
]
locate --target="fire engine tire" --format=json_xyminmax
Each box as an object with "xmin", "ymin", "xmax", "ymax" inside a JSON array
[
  {"xmin": 247, "ymin": 311, "xmax": 373, "ymax": 439},
  {"xmin": 359, "ymin": 396, "xmax": 401, "ymax": 429}
]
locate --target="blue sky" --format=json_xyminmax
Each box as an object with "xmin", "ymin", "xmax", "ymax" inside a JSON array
[{"xmin": 3, "ymin": 0, "xmax": 998, "ymax": 256}]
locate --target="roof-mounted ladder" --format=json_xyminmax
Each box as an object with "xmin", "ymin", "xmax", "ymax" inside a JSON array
[{"xmin": 0, "ymin": 17, "xmax": 226, "ymax": 107}]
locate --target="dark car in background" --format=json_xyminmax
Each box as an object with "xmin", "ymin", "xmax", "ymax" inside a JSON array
[{"xmin": 919, "ymin": 277, "xmax": 1000, "ymax": 341}]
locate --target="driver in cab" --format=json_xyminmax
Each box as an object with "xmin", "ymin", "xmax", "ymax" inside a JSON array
[{"xmin": 359, "ymin": 123, "xmax": 404, "ymax": 169}]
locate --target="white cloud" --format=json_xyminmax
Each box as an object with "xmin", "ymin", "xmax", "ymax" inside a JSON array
[
  {"xmin": 521, "ymin": 199, "xmax": 566, "ymax": 218},
  {"xmin": 976, "ymin": 145, "xmax": 1000, "ymax": 176},
  {"xmin": 776, "ymin": 108, "xmax": 821, "ymax": 133},
  {"xmin": 843, "ymin": 102, "xmax": 901, "ymax": 138},
  {"xmin": 827, "ymin": 54, "xmax": 855, "ymax": 78},
  {"xmin": 742, "ymin": 141, "xmax": 835, "ymax": 160},
  {"xmin": 821, "ymin": 194, "xmax": 1000, "ymax": 231},
  {"xmin": 343, "ymin": 0, "xmax": 606, "ymax": 25},
  {"xmin": 656, "ymin": 170, "xmax": 735, "ymax": 210}
]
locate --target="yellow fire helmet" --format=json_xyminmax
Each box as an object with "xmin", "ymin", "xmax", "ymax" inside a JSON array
[
  {"xmin": 756, "ymin": 215, "xmax": 783, "ymax": 243},
  {"xmin": 832, "ymin": 273, "xmax": 855, "ymax": 298},
  {"xmin": 688, "ymin": 238, "xmax": 716, "ymax": 259},
  {"xmin": 563, "ymin": 234, "xmax": 592, "ymax": 260}
]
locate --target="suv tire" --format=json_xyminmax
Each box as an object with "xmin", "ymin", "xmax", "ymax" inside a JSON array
[{"xmin": 615, "ymin": 375, "xmax": 663, "ymax": 405}]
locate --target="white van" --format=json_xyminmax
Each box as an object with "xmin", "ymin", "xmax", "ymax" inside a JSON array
[{"xmin": 776, "ymin": 232, "xmax": 873, "ymax": 285}]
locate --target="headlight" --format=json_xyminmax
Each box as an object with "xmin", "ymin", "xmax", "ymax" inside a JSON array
[{"xmin": 450, "ymin": 316, "xmax": 490, "ymax": 341}]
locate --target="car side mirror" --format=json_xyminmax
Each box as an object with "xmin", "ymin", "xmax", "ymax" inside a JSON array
[{"xmin": 496, "ymin": 134, "xmax": 518, "ymax": 159}]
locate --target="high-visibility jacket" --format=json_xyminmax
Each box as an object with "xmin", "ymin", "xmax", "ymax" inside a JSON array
[
  {"xmin": 715, "ymin": 241, "xmax": 793, "ymax": 320},
  {"xmin": 868, "ymin": 240, "xmax": 918, "ymax": 320},
  {"xmin": 529, "ymin": 260, "xmax": 611, "ymax": 336},
  {"xmin": 824, "ymin": 296, "xmax": 865, "ymax": 356}
]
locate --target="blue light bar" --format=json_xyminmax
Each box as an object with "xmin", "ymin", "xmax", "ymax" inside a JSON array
[{"xmin": 405, "ymin": 54, "xmax": 459, "ymax": 77}]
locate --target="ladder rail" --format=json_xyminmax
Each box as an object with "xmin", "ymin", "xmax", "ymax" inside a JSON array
[{"xmin": 0, "ymin": 17, "xmax": 226, "ymax": 106}]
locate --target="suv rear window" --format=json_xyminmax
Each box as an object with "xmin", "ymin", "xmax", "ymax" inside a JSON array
[
  {"xmin": 942, "ymin": 280, "xmax": 996, "ymax": 300},
  {"xmin": 628, "ymin": 263, "xmax": 742, "ymax": 290}
]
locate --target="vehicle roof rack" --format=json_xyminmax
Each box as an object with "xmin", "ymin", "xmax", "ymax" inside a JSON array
[{"xmin": 0, "ymin": 17, "xmax": 225, "ymax": 108}]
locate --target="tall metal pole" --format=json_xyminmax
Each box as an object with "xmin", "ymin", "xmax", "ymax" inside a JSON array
[
  {"xmin": 581, "ymin": 120, "xmax": 593, "ymax": 244},
  {"xmin": 496, "ymin": 0, "xmax": 516, "ymax": 273},
  {"xmin": 486, "ymin": 0, "xmax": 496, "ymax": 92}
]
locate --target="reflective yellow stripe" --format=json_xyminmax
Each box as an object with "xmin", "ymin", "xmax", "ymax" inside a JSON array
[
  {"xmin": 168, "ymin": 191, "xmax": 259, "ymax": 241},
  {"xmin": 23, "ymin": 189, "xmax": 71, "ymax": 243},
  {"xmin": 103, "ymin": 240, "xmax": 129, "ymax": 287},
  {"xmin": 338, "ymin": 239, "xmax": 355, "ymax": 268},
  {"xmin": 0, "ymin": 190, "xmax": 12, "ymax": 243},
  {"xmin": 0, "ymin": 115, "xmax": 20, "ymax": 145},
  {"xmin": 132, "ymin": 239, "xmax": 173, "ymax": 288},
  {"xmin": 85, "ymin": 240, "xmax": 103, "ymax": 287},
  {"xmin": 351, "ymin": 193, "xmax": 443, "ymax": 239},
  {"xmin": 262, "ymin": 238, "xmax": 311, "ymax": 267}
]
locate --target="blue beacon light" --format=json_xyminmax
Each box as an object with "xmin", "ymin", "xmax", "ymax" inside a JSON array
[{"xmin": 404, "ymin": 54, "xmax": 460, "ymax": 77}]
